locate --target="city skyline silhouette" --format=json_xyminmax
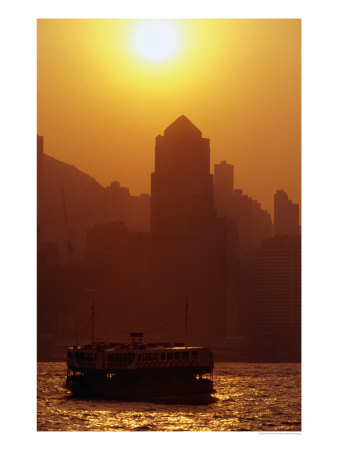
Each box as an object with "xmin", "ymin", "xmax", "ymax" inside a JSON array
[{"xmin": 38, "ymin": 114, "xmax": 300, "ymax": 362}]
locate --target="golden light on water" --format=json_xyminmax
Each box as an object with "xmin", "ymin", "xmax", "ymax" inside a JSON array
[
  {"xmin": 131, "ymin": 20, "xmax": 181, "ymax": 63},
  {"xmin": 37, "ymin": 363, "xmax": 301, "ymax": 431}
]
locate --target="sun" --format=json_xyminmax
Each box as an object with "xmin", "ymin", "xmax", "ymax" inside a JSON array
[{"xmin": 132, "ymin": 20, "xmax": 181, "ymax": 63}]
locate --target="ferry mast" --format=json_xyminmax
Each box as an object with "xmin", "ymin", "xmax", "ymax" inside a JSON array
[{"xmin": 185, "ymin": 296, "xmax": 188, "ymax": 348}]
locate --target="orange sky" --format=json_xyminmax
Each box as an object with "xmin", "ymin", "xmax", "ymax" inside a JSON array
[{"xmin": 37, "ymin": 19, "xmax": 301, "ymax": 216}]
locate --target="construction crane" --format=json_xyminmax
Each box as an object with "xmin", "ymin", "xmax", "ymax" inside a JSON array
[{"xmin": 61, "ymin": 187, "xmax": 74, "ymax": 266}]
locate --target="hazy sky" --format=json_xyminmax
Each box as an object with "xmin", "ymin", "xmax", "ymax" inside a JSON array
[{"xmin": 37, "ymin": 19, "xmax": 301, "ymax": 216}]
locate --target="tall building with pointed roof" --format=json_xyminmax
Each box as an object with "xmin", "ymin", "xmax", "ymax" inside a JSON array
[
  {"xmin": 151, "ymin": 115, "xmax": 215, "ymax": 239},
  {"xmin": 148, "ymin": 116, "xmax": 223, "ymax": 346}
]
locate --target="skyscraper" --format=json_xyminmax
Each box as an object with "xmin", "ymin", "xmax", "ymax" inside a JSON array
[
  {"xmin": 253, "ymin": 235, "xmax": 301, "ymax": 360},
  {"xmin": 214, "ymin": 160, "xmax": 234, "ymax": 217},
  {"xmin": 274, "ymin": 190, "xmax": 300, "ymax": 236},
  {"xmin": 214, "ymin": 163, "xmax": 272, "ymax": 260},
  {"xmin": 151, "ymin": 115, "xmax": 215, "ymax": 240},
  {"xmin": 149, "ymin": 116, "xmax": 219, "ymax": 345}
]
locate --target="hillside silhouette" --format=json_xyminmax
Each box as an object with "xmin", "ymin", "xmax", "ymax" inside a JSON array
[{"xmin": 37, "ymin": 145, "xmax": 150, "ymax": 265}]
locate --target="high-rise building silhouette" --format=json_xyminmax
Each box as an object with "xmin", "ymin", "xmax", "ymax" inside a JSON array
[
  {"xmin": 151, "ymin": 115, "xmax": 215, "ymax": 239},
  {"xmin": 214, "ymin": 160, "xmax": 234, "ymax": 217},
  {"xmin": 253, "ymin": 235, "xmax": 301, "ymax": 360},
  {"xmin": 274, "ymin": 190, "xmax": 299, "ymax": 236},
  {"xmin": 150, "ymin": 116, "xmax": 220, "ymax": 345},
  {"xmin": 232, "ymin": 189, "xmax": 272, "ymax": 260},
  {"xmin": 102, "ymin": 181, "xmax": 150, "ymax": 232},
  {"xmin": 149, "ymin": 117, "xmax": 276, "ymax": 346},
  {"xmin": 84, "ymin": 221, "xmax": 150, "ymax": 340},
  {"xmin": 213, "ymin": 162, "xmax": 272, "ymax": 261}
]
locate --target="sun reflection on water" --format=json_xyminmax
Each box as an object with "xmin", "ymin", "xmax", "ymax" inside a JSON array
[{"xmin": 37, "ymin": 362, "xmax": 301, "ymax": 431}]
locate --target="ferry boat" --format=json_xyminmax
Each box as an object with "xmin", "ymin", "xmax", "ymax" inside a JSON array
[{"xmin": 65, "ymin": 332, "xmax": 215, "ymax": 401}]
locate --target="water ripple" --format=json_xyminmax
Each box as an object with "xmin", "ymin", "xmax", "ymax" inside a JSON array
[{"xmin": 37, "ymin": 362, "xmax": 301, "ymax": 431}]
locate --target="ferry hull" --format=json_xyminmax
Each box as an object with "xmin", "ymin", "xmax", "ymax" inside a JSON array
[{"xmin": 65, "ymin": 376, "xmax": 215, "ymax": 402}]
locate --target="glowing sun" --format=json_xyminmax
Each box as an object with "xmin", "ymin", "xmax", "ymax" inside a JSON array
[{"xmin": 132, "ymin": 20, "xmax": 181, "ymax": 63}]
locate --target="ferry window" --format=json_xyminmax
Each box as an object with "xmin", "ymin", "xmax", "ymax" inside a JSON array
[
  {"xmin": 79, "ymin": 353, "xmax": 84, "ymax": 360},
  {"xmin": 154, "ymin": 353, "xmax": 159, "ymax": 360},
  {"xmin": 127, "ymin": 353, "xmax": 135, "ymax": 361},
  {"xmin": 75, "ymin": 352, "xmax": 79, "ymax": 360},
  {"xmin": 182, "ymin": 351, "xmax": 188, "ymax": 360},
  {"xmin": 148, "ymin": 353, "xmax": 153, "ymax": 361},
  {"xmin": 122, "ymin": 353, "xmax": 127, "ymax": 361},
  {"xmin": 67, "ymin": 351, "xmax": 73, "ymax": 359},
  {"xmin": 161, "ymin": 352, "xmax": 165, "ymax": 360},
  {"xmin": 167, "ymin": 352, "xmax": 173, "ymax": 360},
  {"xmin": 116, "ymin": 353, "xmax": 121, "ymax": 361},
  {"xmin": 174, "ymin": 352, "xmax": 180, "ymax": 360},
  {"xmin": 142, "ymin": 353, "xmax": 147, "ymax": 361},
  {"xmin": 138, "ymin": 354, "xmax": 141, "ymax": 361},
  {"xmin": 192, "ymin": 351, "xmax": 198, "ymax": 360}
]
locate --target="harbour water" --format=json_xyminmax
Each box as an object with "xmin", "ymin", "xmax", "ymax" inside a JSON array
[{"xmin": 37, "ymin": 362, "xmax": 301, "ymax": 431}]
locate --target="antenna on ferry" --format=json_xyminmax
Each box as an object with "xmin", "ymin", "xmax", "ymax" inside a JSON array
[
  {"xmin": 184, "ymin": 296, "xmax": 188, "ymax": 348},
  {"xmin": 91, "ymin": 300, "xmax": 95, "ymax": 345}
]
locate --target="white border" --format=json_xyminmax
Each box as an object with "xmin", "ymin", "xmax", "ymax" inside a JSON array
[{"xmin": 1, "ymin": 0, "xmax": 338, "ymax": 448}]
